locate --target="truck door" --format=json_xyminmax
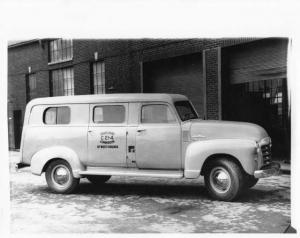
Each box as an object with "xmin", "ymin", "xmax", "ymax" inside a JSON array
[
  {"xmin": 135, "ymin": 103, "xmax": 182, "ymax": 169},
  {"xmin": 87, "ymin": 103, "xmax": 128, "ymax": 167}
]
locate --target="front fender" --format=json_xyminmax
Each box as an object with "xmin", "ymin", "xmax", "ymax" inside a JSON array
[
  {"xmin": 30, "ymin": 146, "xmax": 85, "ymax": 178},
  {"xmin": 184, "ymin": 139, "xmax": 258, "ymax": 178}
]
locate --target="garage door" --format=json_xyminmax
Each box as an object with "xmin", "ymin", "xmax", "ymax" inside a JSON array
[
  {"xmin": 222, "ymin": 38, "xmax": 289, "ymax": 156},
  {"xmin": 143, "ymin": 53, "xmax": 204, "ymax": 117},
  {"xmin": 227, "ymin": 39, "xmax": 288, "ymax": 84}
]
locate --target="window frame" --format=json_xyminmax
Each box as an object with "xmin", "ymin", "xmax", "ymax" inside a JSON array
[
  {"xmin": 91, "ymin": 61, "xmax": 106, "ymax": 94},
  {"xmin": 89, "ymin": 103, "xmax": 128, "ymax": 126},
  {"xmin": 43, "ymin": 106, "xmax": 71, "ymax": 125},
  {"xmin": 50, "ymin": 67, "xmax": 74, "ymax": 96},
  {"xmin": 244, "ymin": 78, "xmax": 286, "ymax": 128},
  {"xmin": 25, "ymin": 73, "xmax": 37, "ymax": 102},
  {"xmin": 48, "ymin": 39, "xmax": 73, "ymax": 64},
  {"xmin": 139, "ymin": 103, "xmax": 179, "ymax": 124},
  {"xmin": 174, "ymin": 100, "xmax": 199, "ymax": 122}
]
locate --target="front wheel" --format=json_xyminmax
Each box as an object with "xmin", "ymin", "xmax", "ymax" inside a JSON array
[
  {"xmin": 45, "ymin": 159, "xmax": 80, "ymax": 194},
  {"xmin": 204, "ymin": 159, "xmax": 245, "ymax": 201},
  {"xmin": 244, "ymin": 175, "xmax": 259, "ymax": 189}
]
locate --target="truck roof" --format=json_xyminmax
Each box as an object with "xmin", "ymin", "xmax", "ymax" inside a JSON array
[{"xmin": 27, "ymin": 93, "xmax": 189, "ymax": 107}]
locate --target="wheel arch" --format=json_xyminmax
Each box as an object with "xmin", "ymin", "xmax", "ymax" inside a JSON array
[
  {"xmin": 30, "ymin": 146, "xmax": 85, "ymax": 178},
  {"xmin": 200, "ymin": 153, "xmax": 244, "ymax": 176},
  {"xmin": 42, "ymin": 158, "xmax": 65, "ymax": 173}
]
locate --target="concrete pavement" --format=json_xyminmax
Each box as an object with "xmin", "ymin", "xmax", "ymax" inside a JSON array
[{"xmin": 9, "ymin": 151, "xmax": 291, "ymax": 233}]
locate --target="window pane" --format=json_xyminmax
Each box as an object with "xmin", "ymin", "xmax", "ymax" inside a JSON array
[
  {"xmin": 49, "ymin": 39, "xmax": 73, "ymax": 62},
  {"xmin": 93, "ymin": 63, "xmax": 96, "ymax": 75},
  {"xmin": 58, "ymin": 70, "xmax": 63, "ymax": 95},
  {"xmin": 44, "ymin": 107, "xmax": 70, "ymax": 124},
  {"xmin": 53, "ymin": 40, "xmax": 58, "ymax": 51},
  {"xmin": 66, "ymin": 46, "xmax": 70, "ymax": 59},
  {"xmin": 57, "ymin": 107, "xmax": 71, "ymax": 124},
  {"xmin": 93, "ymin": 105, "xmax": 125, "ymax": 123},
  {"xmin": 70, "ymin": 69, "xmax": 74, "ymax": 94},
  {"xmin": 26, "ymin": 73, "xmax": 37, "ymax": 102},
  {"xmin": 51, "ymin": 68, "xmax": 74, "ymax": 96},
  {"xmin": 44, "ymin": 108, "xmax": 56, "ymax": 124},
  {"xmin": 94, "ymin": 107, "xmax": 103, "ymax": 122},
  {"xmin": 239, "ymin": 78, "xmax": 285, "ymax": 128},
  {"xmin": 175, "ymin": 101, "xmax": 198, "ymax": 121},
  {"xmin": 141, "ymin": 105, "xmax": 176, "ymax": 123},
  {"xmin": 92, "ymin": 62, "xmax": 105, "ymax": 94},
  {"xmin": 70, "ymin": 40, "xmax": 73, "ymax": 58},
  {"xmin": 58, "ymin": 40, "xmax": 62, "ymax": 61},
  {"xmin": 50, "ymin": 41, "xmax": 54, "ymax": 61},
  {"xmin": 29, "ymin": 74, "xmax": 36, "ymax": 90}
]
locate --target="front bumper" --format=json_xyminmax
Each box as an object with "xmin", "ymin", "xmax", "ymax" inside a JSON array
[{"xmin": 254, "ymin": 162, "xmax": 281, "ymax": 178}]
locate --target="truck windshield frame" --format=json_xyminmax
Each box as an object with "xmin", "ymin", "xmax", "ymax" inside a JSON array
[{"xmin": 174, "ymin": 101, "xmax": 198, "ymax": 121}]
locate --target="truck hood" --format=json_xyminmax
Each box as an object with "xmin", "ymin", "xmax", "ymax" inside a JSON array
[{"xmin": 189, "ymin": 119, "xmax": 268, "ymax": 142}]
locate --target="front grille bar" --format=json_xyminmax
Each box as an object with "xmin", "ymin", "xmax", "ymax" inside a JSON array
[{"xmin": 261, "ymin": 144, "xmax": 272, "ymax": 165}]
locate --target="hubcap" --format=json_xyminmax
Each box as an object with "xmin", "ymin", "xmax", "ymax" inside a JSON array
[
  {"xmin": 209, "ymin": 167, "xmax": 231, "ymax": 193},
  {"xmin": 51, "ymin": 165, "xmax": 70, "ymax": 187}
]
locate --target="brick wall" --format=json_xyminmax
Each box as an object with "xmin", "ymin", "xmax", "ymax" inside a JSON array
[
  {"xmin": 7, "ymin": 38, "xmax": 257, "ymax": 149},
  {"xmin": 8, "ymin": 41, "xmax": 49, "ymax": 149},
  {"xmin": 205, "ymin": 48, "xmax": 221, "ymax": 120}
]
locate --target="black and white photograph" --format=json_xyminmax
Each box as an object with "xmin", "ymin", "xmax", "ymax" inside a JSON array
[{"xmin": 1, "ymin": 0, "xmax": 300, "ymax": 236}]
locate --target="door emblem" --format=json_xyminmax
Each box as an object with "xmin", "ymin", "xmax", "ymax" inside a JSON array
[
  {"xmin": 97, "ymin": 131, "xmax": 118, "ymax": 149},
  {"xmin": 100, "ymin": 131, "xmax": 115, "ymax": 144}
]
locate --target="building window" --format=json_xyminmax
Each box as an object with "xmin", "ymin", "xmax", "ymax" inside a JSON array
[
  {"xmin": 44, "ymin": 107, "xmax": 71, "ymax": 124},
  {"xmin": 243, "ymin": 78, "xmax": 286, "ymax": 128},
  {"xmin": 49, "ymin": 39, "xmax": 73, "ymax": 63},
  {"xmin": 26, "ymin": 73, "xmax": 37, "ymax": 102},
  {"xmin": 51, "ymin": 68, "xmax": 74, "ymax": 96},
  {"xmin": 92, "ymin": 62, "xmax": 105, "ymax": 94}
]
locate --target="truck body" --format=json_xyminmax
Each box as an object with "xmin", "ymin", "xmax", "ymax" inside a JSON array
[{"xmin": 16, "ymin": 93, "xmax": 280, "ymax": 201}]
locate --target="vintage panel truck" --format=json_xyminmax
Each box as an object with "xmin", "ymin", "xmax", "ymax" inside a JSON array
[{"xmin": 16, "ymin": 94, "xmax": 280, "ymax": 201}]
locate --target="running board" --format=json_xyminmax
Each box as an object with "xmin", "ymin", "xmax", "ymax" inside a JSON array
[{"xmin": 79, "ymin": 167, "xmax": 184, "ymax": 179}]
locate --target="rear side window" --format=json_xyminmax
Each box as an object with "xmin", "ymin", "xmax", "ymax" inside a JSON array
[
  {"xmin": 44, "ymin": 107, "xmax": 71, "ymax": 124},
  {"xmin": 93, "ymin": 105, "xmax": 125, "ymax": 123},
  {"xmin": 141, "ymin": 104, "xmax": 176, "ymax": 123}
]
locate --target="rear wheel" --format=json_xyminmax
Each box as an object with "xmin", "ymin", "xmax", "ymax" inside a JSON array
[
  {"xmin": 45, "ymin": 159, "xmax": 79, "ymax": 194},
  {"xmin": 86, "ymin": 175, "xmax": 111, "ymax": 185},
  {"xmin": 204, "ymin": 158, "xmax": 245, "ymax": 201}
]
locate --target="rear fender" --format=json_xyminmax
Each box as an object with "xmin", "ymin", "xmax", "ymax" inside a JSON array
[{"xmin": 30, "ymin": 146, "xmax": 85, "ymax": 178}]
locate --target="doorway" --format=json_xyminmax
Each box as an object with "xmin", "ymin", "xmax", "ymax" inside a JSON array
[{"xmin": 13, "ymin": 110, "xmax": 22, "ymax": 149}]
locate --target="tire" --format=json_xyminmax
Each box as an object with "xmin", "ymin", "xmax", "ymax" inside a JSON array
[
  {"xmin": 204, "ymin": 159, "xmax": 245, "ymax": 201},
  {"xmin": 45, "ymin": 159, "xmax": 80, "ymax": 194},
  {"xmin": 86, "ymin": 175, "xmax": 111, "ymax": 185},
  {"xmin": 244, "ymin": 175, "xmax": 259, "ymax": 189}
]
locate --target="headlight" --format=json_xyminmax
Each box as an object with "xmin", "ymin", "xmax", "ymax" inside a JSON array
[
  {"xmin": 255, "ymin": 142, "xmax": 260, "ymax": 154},
  {"xmin": 259, "ymin": 137, "xmax": 271, "ymax": 146}
]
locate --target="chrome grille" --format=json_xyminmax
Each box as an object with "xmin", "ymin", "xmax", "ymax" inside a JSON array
[{"xmin": 261, "ymin": 144, "xmax": 272, "ymax": 165}]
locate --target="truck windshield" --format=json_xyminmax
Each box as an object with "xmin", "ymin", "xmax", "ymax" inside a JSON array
[{"xmin": 174, "ymin": 101, "xmax": 198, "ymax": 121}]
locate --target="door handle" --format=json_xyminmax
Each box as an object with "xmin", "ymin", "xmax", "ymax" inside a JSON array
[
  {"xmin": 88, "ymin": 130, "xmax": 93, "ymax": 133},
  {"xmin": 137, "ymin": 129, "xmax": 146, "ymax": 133}
]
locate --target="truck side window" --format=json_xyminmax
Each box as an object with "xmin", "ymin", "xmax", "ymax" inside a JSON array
[
  {"xmin": 141, "ymin": 104, "xmax": 176, "ymax": 123},
  {"xmin": 93, "ymin": 105, "xmax": 125, "ymax": 123},
  {"xmin": 44, "ymin": 107, "xmax": 70, "ymax": 124}
]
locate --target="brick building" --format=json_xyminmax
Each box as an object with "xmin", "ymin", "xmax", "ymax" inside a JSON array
[{"xmin": 7, "ymin": 38, "xmax": 290, "ymax": 157}]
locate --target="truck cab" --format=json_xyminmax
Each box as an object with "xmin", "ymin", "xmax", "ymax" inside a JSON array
[{"xmin": 16, "ymin": 93, "xmax": 280, "ymax": 201}]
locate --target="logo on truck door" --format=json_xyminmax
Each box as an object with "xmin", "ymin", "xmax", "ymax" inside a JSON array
[
  {"xmin": 100, "ymin": 131, "xmax": 115, "ymax": 144},
  {"xmin": 97, "ymin": 131, "xmax": 118, "ymax": 149}
]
